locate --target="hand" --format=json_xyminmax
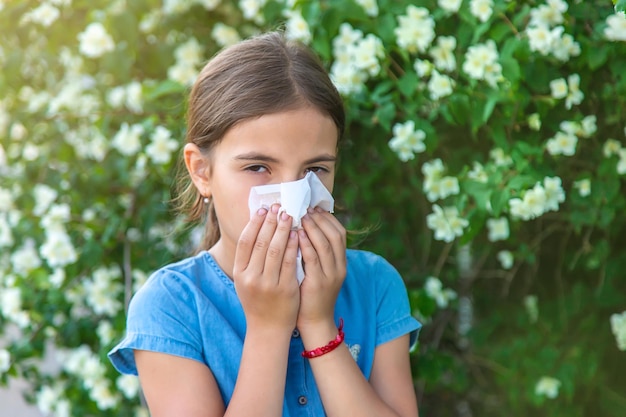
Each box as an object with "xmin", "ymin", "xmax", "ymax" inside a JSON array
[
  {"xmin": 233, "ymin": 205, "xmax": 300, "ymax": 332},
  {"xmin": 297, "ymin": 207, "xmax": 347, "ymax": 331}
]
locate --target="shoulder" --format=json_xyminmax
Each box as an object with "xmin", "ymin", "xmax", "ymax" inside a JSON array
[
  {"xmin": 346, "ymin": 249, "xmax": 403, "ymax": 282},
  {"xmin": 128, "ymin": 252, "xmax": 218, "ymax": 315}
]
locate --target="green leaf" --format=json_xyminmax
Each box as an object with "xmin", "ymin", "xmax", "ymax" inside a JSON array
[{"xmin": 587, "ymin": 45, "xmax": 609, "ymax": 71}]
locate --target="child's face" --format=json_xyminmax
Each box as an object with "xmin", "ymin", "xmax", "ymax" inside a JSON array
[{"xmin": 207, "ymin": 106, "xmax": 339, "ymax": 258}]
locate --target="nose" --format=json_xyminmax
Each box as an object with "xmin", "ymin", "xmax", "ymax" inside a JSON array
[{"xmin": 279, "ymin": 170, "xmax": 307, "ymax": 184}]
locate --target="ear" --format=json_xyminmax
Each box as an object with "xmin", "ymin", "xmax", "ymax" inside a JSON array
[{"xmin": 183, "ymin": 143, "xmax": 212, "ymax": 198}]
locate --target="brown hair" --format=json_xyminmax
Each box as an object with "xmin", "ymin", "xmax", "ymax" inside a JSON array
[{"xmin": 174, "ymin": 31, "xmax": 345, "ymax": 251}]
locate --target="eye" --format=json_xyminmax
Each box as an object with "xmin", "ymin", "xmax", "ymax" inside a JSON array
[
  {"xmin": 245, "ymin": 165, "xmax": 268, "ymax": 173},
  {"xmin": 305, "ymin": 166, "xmax": 329, "ymax": 174}
]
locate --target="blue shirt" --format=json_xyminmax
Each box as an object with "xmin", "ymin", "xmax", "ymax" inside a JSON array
[{"xmin": 108, "ymin": 249, "xmax": 420, "ymax": 416}]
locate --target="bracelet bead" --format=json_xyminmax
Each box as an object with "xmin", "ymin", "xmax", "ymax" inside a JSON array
[{"xmin": 301, "ymin": 319, "xmax": 345, "ymax": 359}]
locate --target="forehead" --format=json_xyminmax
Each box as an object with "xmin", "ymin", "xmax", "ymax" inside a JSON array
[{"xmin": 217, "ymin": 108, "xmax": 339, "ymax": 156}]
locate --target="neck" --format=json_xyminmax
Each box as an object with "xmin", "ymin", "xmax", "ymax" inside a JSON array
[{"xmin": 208, "ymin": 239, "xmax": 235, "ymax": 280}]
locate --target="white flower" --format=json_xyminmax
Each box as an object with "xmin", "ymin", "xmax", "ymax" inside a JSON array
[
  {"xmin": 526, "ymin": 25, "xmax": 564, "ymax": 56},
  {"xmin": 428, "ymin": 70, "xmax": 455, "ymax": 100},
  {"xmin": 0, "ymin": 348, "xmax": 10, "ymax": 373},
  {"xmin": 355, "ymin": 0, "xmax": 378, "ymax": 17},
  {"xmin": 605, "ymin": 13, "xmax": 626, "ymax": 42},
  {"xmin": 388, "ymin": 120, "xmax": 427, "ymax": 162},
  {"xmin": 438, "ymin": 0, "xmax": 463, "ymax": 13},
  {"xmin": 535, "ymin": 376, "xmax": 562, "ymax": 399},
  {"xmin": 426, "ymin": 205, "xmax": 469, "ymax": 242},
  {"xmin": 549, "ymin": 78, "xmax": 568, "ymax": 99},
  {"xmin": 546, "ymin": 131, "xmax": 577, "ymax": 156},
  {"xmin": 41, "ymin": 203, "xmax": 71, "ymax": 232},
  {"xmin": 84, "ymin": 266, "xmax": 123, "ymax": 316},
  {"xmin": 486, "ymin": 217, "xmax": 509, "ymax": 242},
  {"xmin": 524, "ymin": 295, "xmax": 539, "ymax": 323},
  {"xmin": 552, "ymin": 33, "xmax": 581, "ymax": 62},
  {"xmin": 40, "ymin": 230, "xmax": 78, "ymax": 268},
  {"xmin": 21, "ymin": 3, "xmax": 60, "ymax": 27},
  {"xmin": 462, "ymin": 40, "xmax": 502, "ymax": 86},
  {"xmin": 528, "ymin": 113, "xmax": 541, "ymax": 131},
  {"xmin": 350, "ymin": 34, "xmax": 385, "ymax": 77},
  {"xmin": 0, "ymin": 187, "xmax": 14, "ymax": 212},
  {"xmin": 414, "ymin": 59, "xmax": 433, "ymax": 78},
  {"xmin": 211, "ymin": 23, "xmax": 241, "ymax": 47},
  {"xmin": 117, "ymin": 375, "xmax": 141, "ymax": 399},
  {"xmin": 422, "ymin": 158, "xmax": 445, "ymax": 179},
  {"xmin": 529, "ymin": 0, "xmax": 567, "ymax": 27},
  {"xmin": 112, "ymin": 123, "xmax": 144, "ymax": 157},
  {"xmin": 10, "ymin": 122, "xmax": 27, "ymax": 140},
  {"xmin": 96, "ymin": 320, "xmax": 115, "ymax": 346},
  {"xmin": 489, "ymin": 148, "xmax": 512, "ymax": 166},
  {"xmin": 470, "ymin": 0, "xmax": 493, "ymax": 22},
  {"xmin": 542, "ymin": 176, "xmax": 565, "ymax": 212},
  {"xmin": 429, "ymin": 36, "xmax": 456, "ymax": 72},
  {"xmin": 36, "ymin": 385, "xmax": 60, "ymax": 414},
  {"xmin": 424, "ymin": 276, "xmax": 457, "ymax": 308},
  {"xmin": 497, "ymin": 250, "xmax": 514, "ymax": 269},
  {"xmin": 125, "ymin": 82, "xmax": 143, "ymax": 113},
  {"xmin": 50, "ymin": 268, "xmax": 66, "ymax": 287},
  {"xmin": 163, "ymin": 0, "xmax": 194, "ymax": 14},
  {"xmin": 617, "ymin": 149, "xmax": 626, "ymax": 175},
  {"xmin": 196, "ymin": 0, "xmax": 221, "ymax": 10},
  {"xmin": 284, "ymin": 9, "xmax": 311, "ymax": 43},
  {"xmin": 146, "ymin": 126, "xmax": 178, "ymax": 164},
  {"xmin": 10, "ymin": 239, "xmax": 42, "ymax": 276},
  {"xmin": 239, "ymin": 0, "xmax": 267, "ymax": 24},
  {"xmin": 78, "ymin": 22, "xmax": 115, "ymax": 58},
  {"xmin": 394, "ymin": 5, "xmax": 436, "ymax": 54},
  {"xmin": 524, "ymin": 183, "xmax": 548, "ymax": 218},
  {"xmin": 167, "ymin": 61, "xmax": 199, "ymax": 86},
  {"xmin": 90, "ymin": 379, "xmax": 119, "ymax": 410},
  {"xmin": 573, "ymin": 179, "xmax": 591, "ymax": 197},
  {"xmin": 175, "ymin": 37, "xmax": 204, "ymax": 65},
  {"xmin": 565, "ymin": 73, "xmax": 584, "ymax": 109},
  {"xmin": 610, "ymin": 311, "xmax": 626, "ymax": 351},
  {"xmin": 578, "ymin": 115, "xmax": 597, "ymax": 138},
  {"xmin": 33, "ymin": 184, "xmax": 59, "ymax": 216},
  {"xmin": 0, "ymin": 214, "xmax": 13, "ymax": 247},
  {"xmin": 603, "ymin": 139, "xmax": 622, "ymax": 157},
  {"xmin": 467, "ymin": 162, "xmax": 488, "ymax": 183}
]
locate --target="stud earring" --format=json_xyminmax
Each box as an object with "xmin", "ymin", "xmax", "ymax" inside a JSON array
[{"xmin": 203, "ymin": 197, "xmax": 210, "ymax": 204}]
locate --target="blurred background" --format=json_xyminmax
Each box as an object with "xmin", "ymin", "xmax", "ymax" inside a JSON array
[{"xmin": 1, "ymin": 0, "xmax": 625, "ymax": 416}]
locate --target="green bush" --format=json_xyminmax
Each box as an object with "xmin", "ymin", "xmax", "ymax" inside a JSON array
[{"xmin": 0, "ymin": 1, "xmax": 625, "ymax": 416}]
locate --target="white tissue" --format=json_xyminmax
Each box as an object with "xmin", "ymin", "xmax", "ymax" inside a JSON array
[{"xmin": 247, "ymin": 172, "xmax": 334, "ymax": 284}]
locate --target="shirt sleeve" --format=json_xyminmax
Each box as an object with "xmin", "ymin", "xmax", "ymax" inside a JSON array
[
  {"xmin": 372, "ymin": 255, "xmax": 421, "ymax": 348},
  {"xmin": 108, "ymin": 269, "xmax": 204, "ymax": 375}
]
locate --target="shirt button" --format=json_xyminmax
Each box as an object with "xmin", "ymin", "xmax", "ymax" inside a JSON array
[
  {"xmin": 298, "ymin": 396, "xmax": 307, "ymax": 405},
  {"xmin": 292, "ymin": 329, "xmax": 300, "ymax": 338}
]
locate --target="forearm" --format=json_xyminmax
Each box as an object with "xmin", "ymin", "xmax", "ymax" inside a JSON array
[
  {"xmin": 301, "ymin": 323, "xmax": 402, "ymax": 417},
  {"xmin": 224, "ymin": 327, "xmax": 291, "ymax": 417}
]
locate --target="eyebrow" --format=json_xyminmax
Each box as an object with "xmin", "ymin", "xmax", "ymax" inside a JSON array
[{"xmin": 234, "ymin": 152, "xmax": 337, "ymax": 165}]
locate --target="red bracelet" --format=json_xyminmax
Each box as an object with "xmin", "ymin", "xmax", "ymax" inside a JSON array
[{"xmin": 301, "ymin": 319, "xmax": 345, "ymax": 359}]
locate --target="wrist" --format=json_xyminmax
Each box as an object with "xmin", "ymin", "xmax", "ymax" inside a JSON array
[{"xmin": 299, "ymin": 318, "xmax": 343, "ymax": 352}]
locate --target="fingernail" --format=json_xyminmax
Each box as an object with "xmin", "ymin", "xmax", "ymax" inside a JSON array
[
  {"xmin": 281, "ymin": 211, "xmax": 290, "ymax": 221},
  {"xmin": 307, "ymin": 207, "xmax": 315, "ymax": 214},
  {"xmin": 257, "ymin": 208, "xmax": 268, "ymax": 216},
  {"xmin": 298, "ymin": 230, "xmax": 308, "ymax": 239},
  {"xmin": 289, "ymin": 230, "xmax": 297, "ymax": 239},
  {"xmin": 315, "ymin": 206, "xmax": 324, "ymax": 213},
  {"xmin": 271, "ymin": 204, "xmax": 279, "ymax": 214}
]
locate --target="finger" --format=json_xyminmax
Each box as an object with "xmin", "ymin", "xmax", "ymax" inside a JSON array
[
  {"xmin": 234, "ymin": 207, "xmax": 268, "ymax": 275},
  {"xmin": 311, "ymin": 207, "xmax": 346, "ymax": 259},
  {"xmin": 298, "ymin": 227, "xmax": 323, "ymax": 277},
  {"xmin": 247, "ymin": 204, "xmax": 282, "ymax": 272},
  {"xmin": 301, "ymin": 210, "xmax": 337, "ymax": 268},
  {"xmin": 262, "ymin": 211, "xmax": 294, "ymax": 281},
  {"xmin": 279, "ymin": 230, "xmax": 299, "ymax": 283}
]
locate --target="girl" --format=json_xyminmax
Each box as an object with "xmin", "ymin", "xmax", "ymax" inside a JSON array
[{"xmin": 109, "ymin": 31, "xmax": 421, "ymax": 417}]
